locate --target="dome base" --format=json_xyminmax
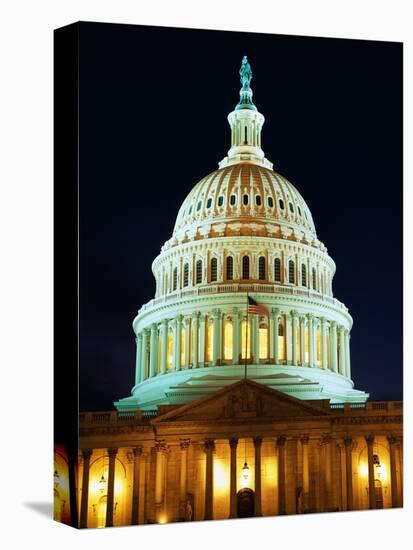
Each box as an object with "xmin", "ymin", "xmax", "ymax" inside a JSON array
[{"xmin": 114, "ymin": 365, "xmax": 369, "ymax": 411}]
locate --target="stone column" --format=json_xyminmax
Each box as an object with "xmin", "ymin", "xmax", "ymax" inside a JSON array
[
  {"xmin": 105, "ymin": 448, "xmax": 118, "ymax": 527},
  {"xmin": 322, "ymin": 435, "xmax": 333, "ymax": 511},
  {"xmin": 330, "ymin": 322, "xmax": 338, "ymax": 373},
  {"xmin": 366, "ymin": 435, "xmax": 376, "ymax": 509},
  {"xmin": 131, "ymin": 446, "xmax": 142, "ymax": 525},
  {"xmin": 199, "ymin": 314, "xmax": 206, "ymax": 368},
  {"xmin": 204, "ymin": 439, "xmax": 215, "ymax": 520},
  {"xmin": 291, "ymin": 312, "xmax": 298, "ymax": 365},
  {"xmin": 343, "ymin": 437, "xmax": 353, "ymax": 511},
  {"xmin": 321, "ymin": 318, "xmax": 328, "ymax": 370},
  {"xmin": 396, "ymin": 437, "xmax": 403, "ymax": 506},
  {"xmin": 135, "ymin": 334, "xmax": 142, "ymax": 385},
  {"xmin": 217, "ymin": 311, "xmax": 223, "ymax": 363},
  {"xmin": 273, "ymin": 308, "xmax": 279, "ymax": 364},
  {"xmin": 79, "ymin": 449, "xmax": 92, "ymax": 528},
  {"xmin": 212, "ymin": 310, "xmax": 220, "ymax": 366},
  {"xmin": 339, "ymin": 326, "xmax": 346, "ymax": 376},
  {"xmin": 308, "ymin": 314, "xmax": 314, "ymax": 367},
  {"xmin": 149, "ymin": 323, "xmax": 158, "ymax": 378},
  {"xmin": 192, "ymin": 313, "xmax": 199, "ymax": 368},
  {"xmin": 229, "ymin": 438, "xmax": 238, "ymax": 518},
  {"xmin": 300, "ymin": 435, "xmax": 309, "ymax": 512},
  {"xmin": 233, "ymin": 308, "xmax": 240, "ymax": 364},
  {"xmin": 345, "ymin": 330, "xmax": 351, "ymax": 378},
  {"xmin": 140, "ymin": 329, "xmax": 148, "ymax": 380},
  {"xmin": 154, "ymin": 440, "xmax": 167, "ymax": 522},
  {"xmin": 300, "ymin": 316, "xmax": 306, "ymax": 366},
  {"xmin": 179, "ymin": 439, "xmax": 190, "ymax": 519},
  {"xmin": 286, "ymin": 314, "xmax": 292, "ymax": 364},
  {"xmin": 161, "ymin": 319, "xmax": 168, "ymax": 374},
  {"xmin": 388, "ymin": 435, "xmax": 398, "ymax": 508},
  {"xmin": 254, "ymin": 437, "xmax": 263, "ymax": 516},
  {"xmin": 173, "ymin": 315, "xmax": 182, "ymax": 371},
  {"xmin": 277, "ymin": 436, "xmax": 287, "ymax": 515},
  {"xmin": 184, "ymin": 317, "xmax": 191, "ymax": 368},
  {"xmin": 252, "ymin": 314, "xmax": 259, "ymax": 363}
]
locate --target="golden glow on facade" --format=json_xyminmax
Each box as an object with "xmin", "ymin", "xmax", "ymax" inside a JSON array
[
  {"xmin": 223, "ymin": 320, "xmax": 233, "ymax": 360},
  {"xmin": 316, "ymin": 327, "xmax": 322, "ymax": 367},
  {"xmin": 206, "ymin": 320, "xmax": 213, "ymax": 362},
  {"xmin": 259, "ymin": 325, "xmax": 268, "ymax": 359},
  {"xmin": 167, "ymin": 333, "xmax": 173, "ymax": 370},
  {"xmin": 241, "ymin": 320, "xmax": 251, "ymax": 359}
]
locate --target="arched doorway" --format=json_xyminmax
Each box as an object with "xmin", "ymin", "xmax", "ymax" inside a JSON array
[{"xmin": 237, "ymin": 488, "xmax": 255, "ymax": 518}]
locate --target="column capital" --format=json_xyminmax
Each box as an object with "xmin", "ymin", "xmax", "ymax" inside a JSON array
[
  {"xmin": 82, "ymin": 448, "xmax": 93, "ymax": 460},
  {"xmin": 300, "ymin": 434, "xmax": 309, "ymax": 445},
  {"xmin": 211, "ymin": 308, "xmax": 221, "ymax": 317},
  {"xmin": 291, "ymin": 310, "xmax": 299, "ymax": 319},
  {"xmin": 365, "ymin": 434, "xmax": 375, "ymax": 445},
  {"xmin": 155, "ymin": 439, "xmax": 168, "ymax": 453},
  {"xmin": 162, "ymin": 318, "xmax": 168, "ymax": 327},
  {"xmin": 276, "ymin": 435, "xmax": 287, "ymax": 447},
  {"xmin": 192, "ymin": 311, "xmax": 200, "ymax": 321},
  {"xmin": 387, "ymin": 434, "xmax": 397, "ymax": 446},
  {"xmin": 136, "ymin": 333, "xmax": 143, "ymax": 342},
  {"xmin": 176, "ymin": 314, "xmax": 183, "ymax": 323},
  {"xmin": 179, "ymin": 438, "xmax": 191, "ymax": 450},
  {"xmin": 330, "ymin": 320, "xmax": 337, "ymax": 328},
  {"xmin": 204, "ymin": 438, "xmax": 215, "ymax": 452},
  {"xmin": 107, "ymin": 448, "xmax": 118, "ymax": 459},
  {"xmin": 343, "ymin": 436, "xmax": 352, "ymax": 447},
  {"xmin": 133, "ymin": 446, "xmax": 143, "ymax": 457},
  {"xmin": 232, "ymin": 306, "xmax": 240, "ymax": 316},
  {"xmin": 320, "ymin": 434, "xmax": 333, "ymax": 445},
  {"xmin": 151, "ymin": 322, "xmax": 157, "ymax": 332},
  {"xmin": 229, "ymin": 437, "xmax": 239, "ymax": 449},
  {"xmin": 307, "ymin": 313, "xmax": 314, "ymax": 321},
  {"xmin": 253, "ymin": 436, "xmax": 263, "ymax": 448},
  {"xmin": 271, "ymin": 307, "xmax": 280, "ymax": 316}
]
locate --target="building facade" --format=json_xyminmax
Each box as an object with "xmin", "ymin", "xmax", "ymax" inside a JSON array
[{"xmin": 54, "ymin": 58, "xmax": 403, "ymax": 528}]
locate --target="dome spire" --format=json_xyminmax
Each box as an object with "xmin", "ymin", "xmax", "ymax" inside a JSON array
[
  {"xmin": 236, "ymin": 56, "xmax": 257, "ymax": 111},
  {"xmin": 219, "ymin": 56, "xmax": 273, "ymax": 169}
]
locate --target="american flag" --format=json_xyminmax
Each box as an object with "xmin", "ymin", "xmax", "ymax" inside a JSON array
[{"xmin": 247, "ymin": 296, "xmax": 269, "ymax": 316}]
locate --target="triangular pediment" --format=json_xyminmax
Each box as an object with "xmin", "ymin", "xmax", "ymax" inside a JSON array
[{"xmin": 152, "ymin": 379, "xmax": 331, "ymax": 423}]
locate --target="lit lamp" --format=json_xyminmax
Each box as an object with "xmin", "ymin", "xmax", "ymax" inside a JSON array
[
  {"xmin": 54, "ymin": 469, "xmax": 60, "ymax": 489},
  {"xmin": 242, "ymin": 461, "xmax": 250, "ymax": 482},
  {"xmin": 375, "ymin": 463, "xmax": 383, "ymax": 478},
  {"xmin": 99, "ymin": 474, "xmax": 107, "ymax": 494}
]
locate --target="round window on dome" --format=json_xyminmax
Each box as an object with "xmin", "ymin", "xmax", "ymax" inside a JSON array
[
  {"xmin": 279, "ymin": 199, "xmax": 285, "ymax": 210},
  {"xmin": 243, "ymin": 194, "xmax": 249, "ymax": 206},
  {"xmin": 256, "ymin": 195, "xmax": 262, "ymax": 206},
  {"xmin": 218, "ymin": 196, "xmax": 224, "ymax": 207},
  {"xmin": 230, "ymin": 194, "xmax": 236, "ymax": 206},
  {"xmin": 268, "ymin": 197, "xmax": 274, "ymax": 208},
  {"xmin": 206, "ymin": 198, "xmax": 212, "ymax": 209},
  {"xmin": 197, "ymin": 201, "xmax": 202, "ymax": 212}
]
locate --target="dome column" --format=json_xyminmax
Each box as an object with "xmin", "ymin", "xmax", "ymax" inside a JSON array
[
  {"xmin": 184, "ymin": 317, "xmax": 191, "ymax": 369},
  {"xmin": 141, "ymin": 329, "xmax": 148, "ymax": 380},
  {"xmin": 300, "ymin": 316, "xmax": 306, "ymax": 366},
  {"xmin": 330, "ymin": 322, "xmax": 338, "ymax": 373},
  {"xmin": 134, "ymin": 334, "xmax": 142, "ymax": 385},
  {"xmin": 149, "ymin": 323, "xmax": 158, "ymax": 378},
  {"xmin": 272, "ymin": 308, "xmax": 280, "ymax": 363},
  {"xmin": 321, "ymin": 318, "xmax": 328, "ymax": 370},
  {"xmin": 345, "ymin": 330, "xmax": 351, "ymax": 378},
  {"xmin": 339, "ymin": 326, "xmax": 346, "ymax": 375},
  {"xmin": 252, "ymin": 314, "xmax": 259, "ymax": 363},
  {"xmin": 291, "ymin": 311, "xmax": 298, "ymax": 365},
  {"xmin": 174, "ymin": 315, "xmax": 183, "ymax": 371},
  {"xmin": 232, "ymin": 308, "xmax": 240, "ymax": 364},
  {"xmin": 192, "ymin": 312, "xmax": 200, "ymax": 368},
  {"xmin": 160, "ymin": 319, "xmax": 168, "ymax": 374},
  {"xmin": 286, "ymin": 314, "xmax": 292, "ymax": 365},
  {"xmin": 212, "ymin": 309, "xmax": 221, "ymax": 366},
  {"xmin": 199, "ymin": 314, "xmax": 206, "ymax": 368},
  {"xmin": 308, "ymin": 314, "xmax": 315, "ymax": 367}
]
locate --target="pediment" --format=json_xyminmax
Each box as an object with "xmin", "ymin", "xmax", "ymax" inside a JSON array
[{"xmin": 152, "ymin": 379, "xmax": 330, "ymax": 423}]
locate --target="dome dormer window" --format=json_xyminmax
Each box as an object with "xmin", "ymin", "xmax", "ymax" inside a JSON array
[
  {"xmin": 206, "ymin": 198, "xmax": 212, "ymax": 209},
  {"xmin": 279, "ymin": 199, "xmax": 285, "ymax": 210},
  {"xmin": 183, "ymin": 263, "xmax": 189, "ymax": 287},
  {"xmin": 289, "ymin": 202, "xmax": 294, "ymax": 213},
  {"xmin": 268, "ymin": 196, "xmax": 274, "ymax": 208},
  {"xmin": 274, "ymin": 257, "xmax": 281, "ymax": 282},
  {"xmin": 256, "ymin": 195, "xmax": 262, "ymax": 206},
  {"xmin": 288, "ymin": 260, "xmax": 295, "ymax": 284},
  {"xmin": 210, "ymin": 258, "xmax": 218, "ymax": 282},
  {"xmin": 297, "ymin": 205, "xmax": 302, "ymax": 216},
  {"xmin": 242, "ymin": 256, "xmax": 250, "ymax": 279},
  {"xmin": 218, "ymin": 196, "xmax": 224, "ymax": 207},
  {"xmin": 230, "ymin": 195, "xmax": 236, "ymax": 206},
  {"xmin": 258, "ymin": 256, "xmax": 266, "ymax": 280},
  {"xmin": 197, "ymin": 201, "xmax": 202, "ymax": 212},
  {"xmin": 226, "ymin": 256, "xmax": 234, "ymax": 280},
  {"xmin": 196, "ymin": 260, "xmax": 202, "ymax": 284},
  {"xmin": 243, "ymin": 194, "xmax": 249, "ymax": 206}
]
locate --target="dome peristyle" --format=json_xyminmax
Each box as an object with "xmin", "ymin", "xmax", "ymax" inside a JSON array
[{"xmin": 115, "ymin": 56, "xmax": 368, "ymax": 412}]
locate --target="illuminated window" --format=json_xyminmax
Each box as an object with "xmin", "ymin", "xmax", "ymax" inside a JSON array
[
  {"xmin": 288, "ymin": 260, "xmax": 295, "ymax": 284},
  {"xmin": 218, "ymin": 196, "xmax": 224, "ymax": 207},
  {"xmin": 183, "ymin": 263, "xmax": 189, "ymax": 287},
  {"xmin": 230, "ymin": 194, "xmax": 236, "ymax": 206},
  {"xmin": 167, "ymin": 333, "xmax": 173, "ymax": 370},
  {"xmin": 268, "ymin": 196, "xmax": 274, "ymax": 207},
  {"xmin": 241, "ymin": 320, "xmax": 251, "ymax": 359},
  {"xmin": 278, "ymin": 322, "xmax": 285, "ymax": 361},
  {"xmin": 196, "ymin": 259, "xmax": 202, "ymax": 284},
  {"xmin": 279, "ymin": 198, "xmax": 285, "ymax": 210},
  {"xmin": 172, "ymin": 267, "xmax": 177, "ymax": 291},
  {"xmin": 243, "ymin": 194, "xmax": 249, "ymax": 205},
  {"xmin": 242, "ymin": 256, "xmax": 250, "ymax": 279},
  {"xmin": 226, "ymin": 256, "xmax": 233, "ymax": 280},
  {"xmin": 223, "ymin": 320, "xmax": 233, "ymax": 360},
  {"xmin": 210, "ymin": 257, "xmax": 218, "ymax": 282},
  {"xmin": 312, "ymin": 268, "xmax": 317, "ymax": 290},
  {"xmin": 274, "ymin": 257, "xmax": 281, "ymax": 282},
  {"xmin": 206, "ymin": 320, "xmax": 213, "ymax": 362},
  {"xmin": 207, "ymin": 198, "xmax": 212, "ymax": 208},
  {"xmin": 259, "ymin": 324, "xmax": 268, "ymax": 359},
  {"xmin": 256, "ymin": 195, "xmax": 262, "ymax": 206},
  {"xmin": 301, "ymin": 264, "xmax": 307, "ymax": 286},
  {"xmin": 258, "ymin": 256, "xmax": 266, "ymax": 280}
]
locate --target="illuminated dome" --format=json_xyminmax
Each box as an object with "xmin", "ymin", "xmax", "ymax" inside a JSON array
[{"xmin": 115, "ymin": 56, "xmax": 368, "ymax": 411}]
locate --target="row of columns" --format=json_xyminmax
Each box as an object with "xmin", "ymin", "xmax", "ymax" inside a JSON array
[{"xmin": 135, "ymin": 309, "xmax": 351, "ymax": 384}]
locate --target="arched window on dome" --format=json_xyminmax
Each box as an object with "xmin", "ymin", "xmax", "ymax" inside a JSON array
[
  {"xmin": 243, "ymin": 194, "xmax": 249, "ymax": 206},
  {"xmin": 279, "ymin": 198, "xmax": 285, "ymax": 210},
  {"xmin": 301, "ymin": 264, "xmax": 307, "ymax": 287},
  {"xmin": 297, "ymin": 205, "xmax": 302, "ymax": 217},
  {"xmin": 242, "ymin": 256, "xmax": 250, "ymax": 280},
  {"xmin": 258, "ymin": 256, "xmax": 266, "ymax": 280},
  {"xmin": 230, "ymin": 194, "xmax": 236, "ymax": 206},
  {"xmin": 196, "ymin": 259, "xmax": 202, "ymax": 285},
  {"xmin": 218, "ymin": 196, "xmax": 224, "ymax": 207},
  {"xmin": 312, "ymin": 267, "xmax": 317, "ymax": 290},
  {"xmin": 226, "ymin": 256, "xmax": 234, "ymax": 280},
  {"xmin": 288, "ymin": 260, "xmax": 295, "ymax": 284},
  {"xmin": 206, "ymin": 198, "xmax": 212, "ymax": 209},
  {"xmin": 183, "ymin": 263, "xmax": 189, "ymax": 287},
  {"xmin": 210, "ymin": 257, "xmax": 218, "ymax": 282},
  {"xmin": 256, "ymin": 195, "xmax": 262, "ymax": 206},
  {"xmin": 289, "ymin": 202, "xmax": 294, "ymax": 213},
  {"xmin": 268, "ymin": 196, "xmax": 274, "ymax": 208},
  {"xmin": 274, "ymin": 257, "xmax": 281, "ymax": 282},
  {"xmin": 172, "ymin": 267, "xmax": 178, "ymax": 291},
  {"xmin": 197, "ymin": 200, "xmax": 202, "ymax": 212}
]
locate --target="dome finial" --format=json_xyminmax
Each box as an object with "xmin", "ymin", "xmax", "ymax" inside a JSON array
[{"xmin": 236, "ymin": 55, "xmax": 257, "ymax": 111}]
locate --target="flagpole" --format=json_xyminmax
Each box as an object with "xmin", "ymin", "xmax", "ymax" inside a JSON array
[{"xmin": 245, "ymin": 292, "xmax": 249, "ymax": 380}]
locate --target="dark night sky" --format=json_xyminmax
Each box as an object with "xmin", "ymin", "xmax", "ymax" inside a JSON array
[{"xmin": 78, "ymin": 22, "xmax": 402, "ymax": 411}]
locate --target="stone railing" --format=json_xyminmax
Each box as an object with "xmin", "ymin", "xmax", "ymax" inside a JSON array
[
  {"xmin": 329, "ymin": 401, "xmax": 402, "ymax": 414},
  {"xmin": 79, "ymin": 410, "xmax": 158, "ymax": 426},
  {"xmin": 140, "ymin": 283, "xmax": 347, "ymax": 314}
]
